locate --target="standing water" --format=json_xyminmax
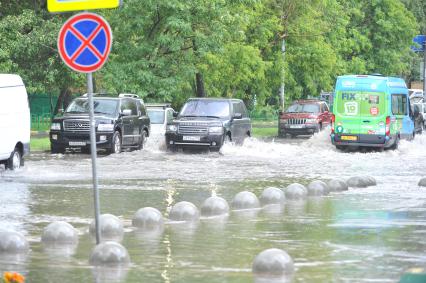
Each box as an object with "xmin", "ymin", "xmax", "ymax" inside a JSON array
[{"xmin": 1, "ymin": 131, "xmax": 426, "ymax": 282}]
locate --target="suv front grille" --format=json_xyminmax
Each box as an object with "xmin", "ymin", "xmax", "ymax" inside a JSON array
[
  {"xmin": 178, "ymin": 122, "xmax": 208, "ymax": 135},
  {"xmin": 64, "ymin": 120, "xmax": 90, "ymax": 132},
  {"xmin": 288, "ymin": 118, "xmax": 306, "ymax": 125}
]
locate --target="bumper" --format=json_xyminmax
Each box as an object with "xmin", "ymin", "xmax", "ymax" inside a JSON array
[
  {"xmin": 50, "ymin": 131, "xmax": 114, "ymax": 149},
  {"xmin": 331, "ymin": 134, "xmax": 395, "ymax": 148},
  {"xmin": 165, "ymin": 132, "xmax": 224, "ymax": 149},
  {"xmin": 279, "ymin": 123, "xmax": 318, "ymax": 135}
]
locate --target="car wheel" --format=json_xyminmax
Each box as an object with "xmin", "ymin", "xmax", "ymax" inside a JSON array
[
  {"xmin": 389, "ymin": 136, "xmax": 399, "ymax": 150},
  {"xmin": 110, "ymin": 131, "xmax": 122, "ymax": 154},
  {"xmin": 167, "ymin": 145, "xmax": 177, "ymax": 152},
  {"xmin": 138, "ymin": 130, "xmax": 148, "ymax": 150},
  {"xmin": 51, "ymin": 144, "xmax": 65, "ymax": 154},
  {"xmin": 336, "ymin": 145, "xmax": 346, "ymax": 151},
  {"xmin": 290, "ymin": 134, "xmax": 297, "ymax": 139},
  {"xmin": 279, "ymin": 129, "xmax": 286, "ymax": 138},
  {"xmin": 224, "ymin": 134, "xmax": 232, "ymax": 145},
  {"xmin": 6, "ymin": 148, "xmax": 22, "ymax": 170}
]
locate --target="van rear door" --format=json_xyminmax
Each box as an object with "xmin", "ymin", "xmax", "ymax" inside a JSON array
[
  {"xmin": 334, "ymin": 91, "xmax": 360, "ymax": 142},
  {"xmin": 358, "ymin": 92, "xmax": 387, "ymax": 144}
]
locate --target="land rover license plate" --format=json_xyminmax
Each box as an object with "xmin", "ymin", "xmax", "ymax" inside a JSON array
[
  {"xmin": 69, "ymin": 141, "xmax": 86, "ymax": 146},
  {"xmin": 183, "ymin": 136, "xmax": 200, "ymax": 141},
  {"xmin": 341, "ymin": 135, "xmax": 357, "ymax": 141}
]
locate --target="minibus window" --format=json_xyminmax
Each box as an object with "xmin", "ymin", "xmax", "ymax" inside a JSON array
[{"xmin": 391, "ymin": 94, "xmax": 407, "ymax": 115}]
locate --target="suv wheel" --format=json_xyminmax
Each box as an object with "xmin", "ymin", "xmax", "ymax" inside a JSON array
[
  {"xmin": 110, "ymin": 131, "xmax": 122, "ymax": 154},
  {"xmin": 51, "ymin": 144, "xmax": 65, "ymax": 154},
  {"xmin": 6, "ymin": 148, "xmax": 22, "ymax": 170},
  {"xmin": 138, "ymin": 130, "xmax": 147, "ymax": 150}
]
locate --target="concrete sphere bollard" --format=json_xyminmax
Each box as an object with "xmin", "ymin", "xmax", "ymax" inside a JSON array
[
  {"xmin": 365, "ymin": 176, "xmax": 377, "ymax": 186},
  {"xmin": 89, "ymin": 241, "xmax": 130, "ymax": 266},
  {"xmin": 327, "ymin": 179, "xmax": 348, "ymax": 192},
  {"xmin": 252, "ymin": 248, "xmax": 294, "ymax": 279},
  {"xmin": 419, "ymin": 178, "xmax": 426, "ymax": 187},
  {"xmin": 285, "ymin": 183, "xmax": 307, "ymax": 200},
  {"xmin": 347, "ymin": 176, "xmax": 369, "ymax": 188},
  {"xmin": 260, "ymin": 187, "xmax": 285, "ymax": 206},
  {"xmin": 201, "ymin": 196, "xmax": 230, "ymax": 217},
  {"xmin": 0, "ymin": 230, "xmax": 29, "ymax": 253},
  {"xmin": 42, "ymin": 221, "xmax": 78, "ymax": 245},
  {"xmin": 169, "ymin": 201, "xmax": 200, "ymax": 222},
  {"xmin": 307, "ymin": 180, "xmax": 330, "ymax": 196},
  {"xmin": 132, "ymin": 207, "xmax": 164, "ymax": 230},
  {"xmin": 231, "ymin": 191, "xmax": 260, "ymax": 210},
  {"xmin": 89, "ymin": 214, "xmax": 124, "ymax": 240}
]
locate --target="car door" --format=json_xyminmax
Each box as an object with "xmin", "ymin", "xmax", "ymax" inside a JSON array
[
  {"xmin": 137, "ymin": 101, "xmax": 150, "ymax": 136},
  {"xmin": 231, "ymin": 101, "xmax": 245, "ymax": 141},
  {"xmin": 120, "ymin": 99, "xmax": 134, "ymax": 145},
  {"xmin": 321, "ymin": 103, "xmax": 332, "ymax": 126},
  {"xmin": 240, "ymin": 101, "xmax": 251, "ymax": 136}
]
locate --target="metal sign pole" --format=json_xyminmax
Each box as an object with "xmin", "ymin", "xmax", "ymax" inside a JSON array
[
  {"xmin": 280, "ymin": 38, "xmax": 286, "ymax": 112},
  {"xmin": 423, "ymin": 42, "xmax": 426, "ymax": 96},
  {"xmin": 87, "ymin": 72, "xmax": 101, "ymax": 245}
]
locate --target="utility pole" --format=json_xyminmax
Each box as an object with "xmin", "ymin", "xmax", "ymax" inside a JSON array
[
  {"xmin": 423, "ymin": 40, "xmax": 426, "ymax": 97},
  {"xmin": 280, "ymin": 38, "xmax": 286, "ymax": 112}
]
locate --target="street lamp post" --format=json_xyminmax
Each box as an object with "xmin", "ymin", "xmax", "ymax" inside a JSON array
[{"xmin": 280, "ymin": 38, "xmax": 286, "ymax": 112}]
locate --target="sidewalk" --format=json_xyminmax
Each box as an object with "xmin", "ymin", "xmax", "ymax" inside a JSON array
[{"xmin": 31, "ymin": 131, "xmax": 49, "ymax": 138}]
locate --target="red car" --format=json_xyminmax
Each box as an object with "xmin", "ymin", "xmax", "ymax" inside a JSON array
[{"xmin": 278, "ymin": 99, "xmax": 332, "ymax": 138}]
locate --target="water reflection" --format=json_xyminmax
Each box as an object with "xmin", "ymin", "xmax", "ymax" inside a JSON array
[{"xmin": 92, "ymin": 266, "xmax": 129, "ymax": 283}]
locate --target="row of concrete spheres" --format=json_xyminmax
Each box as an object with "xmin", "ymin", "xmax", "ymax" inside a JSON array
[{"xmin": 0, "ymin": 176, "xmax": 378, "ymax": 281}]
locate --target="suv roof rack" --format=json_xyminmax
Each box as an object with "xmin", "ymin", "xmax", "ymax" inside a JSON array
[{"xmin": 118, "ymin": 93, "xmax": 139, "ymax": 98}]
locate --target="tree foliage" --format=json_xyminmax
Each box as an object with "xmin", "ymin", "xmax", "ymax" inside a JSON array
[{"xmin": 0, "ymin": 0, "xmax": 420, "ymax": 111}]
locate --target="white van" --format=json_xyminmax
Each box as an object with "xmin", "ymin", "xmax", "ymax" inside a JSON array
[{"xmin": 0, "ymin": 74, "xmax": 30, "ymax": 170}]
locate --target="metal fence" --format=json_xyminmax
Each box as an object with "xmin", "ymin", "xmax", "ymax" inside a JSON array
[{"xmin": 28, "ymin": 94, "xmax": 57, "ymax": 131}]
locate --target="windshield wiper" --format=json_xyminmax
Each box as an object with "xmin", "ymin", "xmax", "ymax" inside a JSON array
[
  {"xmin": 94, "ymin": 111, "xmax": 110, "ymax": 115},
  {"xmin": 199, "ymin": 115, "xmax": 221, "ymax": 119},
  {"xmin": 66, "ymin": 111, "xmax": 86, "ymax": 113}
]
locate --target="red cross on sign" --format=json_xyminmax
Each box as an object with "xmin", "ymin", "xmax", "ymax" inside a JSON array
[{"xmin": 58, "ymin": 13, "xmax": 112, "ymax": 73}]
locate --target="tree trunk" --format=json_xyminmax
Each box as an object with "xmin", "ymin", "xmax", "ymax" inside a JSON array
[
  {"xmin": 54, "ymin": 88, "xmax": 72, "ymax": 115},
  {"xmin": 195, "ymin": 72, "xmax": 206, "ymax": 97}
]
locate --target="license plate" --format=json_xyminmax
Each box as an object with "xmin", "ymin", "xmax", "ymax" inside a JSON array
[
  {"xmin": 290, "ymin": 125, "xmax": 304, "ymax": 129},
  {"xmin": 69, "ymin": 141, "xmax": 86, "ymax": 146},
  {"xmin": 341, "ymin": 135, "xmax": 357, "ymax": 141},
  {"xmin": 182, "ymin": 136, "xmax": 201, "ymax": 141}
]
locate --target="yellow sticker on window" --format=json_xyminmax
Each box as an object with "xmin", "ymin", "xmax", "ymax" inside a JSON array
[{"xmin": 48, "ymin": 0, "xmax": 120, "ymax": 13}]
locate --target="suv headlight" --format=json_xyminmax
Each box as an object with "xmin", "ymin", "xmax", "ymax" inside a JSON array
[
  {"xmin": 209, "ymin": 126, "xmax": 224, "ymax": 134},
  {"xmin": 97, "ymin": 124, "xmax": 114, "ymax": 132},
  {"xmin": 50, "ymin": 122, "xmax": 61, "ymax": 130},
  {"xmin": 281, "ymin": 119, "xmax": 288, "ymax": 124},
  {"xmin": 306, "ymin": 118, "xmax": 317, "ymax": 123},
  {"xmin": 166, "ymin": 125, "xmax": 177, "ymax": 132}
]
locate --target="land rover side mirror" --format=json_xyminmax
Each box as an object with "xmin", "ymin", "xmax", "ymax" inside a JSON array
[
  {"xmin": 58, "ymin": 108, "xmax": 64, "ymax": 114},
  {"xmin": 233, "ymin": 113, "xmax": 243, "ymax": 120},
  {"xmin": 173, "ymin": 111, "xmax": 178, "ymax": 118},
  {"xmin": 121, "ymin": 109, "xmax": 132, "ymax": 116}
]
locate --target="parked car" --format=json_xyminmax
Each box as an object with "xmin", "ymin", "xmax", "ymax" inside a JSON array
[
  {"xmin": 331, "ymin": 75, "xmax": 414, "ymax": 151},
  {"xmin": 165, "ymin": 98, "xmax": 251, "ymax": 151},
  {"xmin": 278, "ymin": 99, "xmax": 332, "ymax": 138},
  {"xmin": 412, "ymin": 103, "xmax": 424, "ymax": 134},
  {"xmin": 0, "ymin": 74, "xmax": 30, "ymax": 170},
  {"xmin": 409, "ymin": 89, "xmax": 424, "ymax": 104},
  {"xmin": 413, "ymin": 102, "xmax": 426, "ymax": 129},
  {"xmin": 146, "ymin": 103, "xmax": 175, "ymax": 136},
  {"xmin": 50, "ymin": 95, "xmax": 150, "ymax": 154}
]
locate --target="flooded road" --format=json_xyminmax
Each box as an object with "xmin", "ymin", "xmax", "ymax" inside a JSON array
[{"xmin": 1, "ymin": 131, "xmax": 426, "ymax": 282}]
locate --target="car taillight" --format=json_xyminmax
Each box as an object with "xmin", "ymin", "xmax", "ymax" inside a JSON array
[
  {"xmin": 385, "ymin": 116, "xmax": 390, "ymax": 136},
  {"xmin": 331, "ymin": 114, "xmax": 335, "ymax": 134}
]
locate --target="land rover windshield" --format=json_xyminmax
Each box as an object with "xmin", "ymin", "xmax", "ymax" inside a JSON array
[
  {"xmin": 180, "ymin": 100, "xmax": 230, "ymax": 118},
  {"xmin": 66, "ymin": 99, "xmax": 118, "ymax": 115},
  {"xmin": 286, "ymin": 103, "xmax": 319, "ymax": 113}
]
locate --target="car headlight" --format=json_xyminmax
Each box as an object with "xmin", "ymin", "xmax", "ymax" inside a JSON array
[
  {"xmin": 50, "ymin": 122, "xmax": 61, "ymax": 130},
  {"xmin": 209, "ymin": 126, "xmax": 224, "ymax": 134},
  {"xmin": 306, "ymin": 118, "xmax": 317, "ymax": 123},
  {"xmin": 97, "ymin": 124, "xmax": 114, "ymax": 132},
  {"xmin": 166, "ymin": 125, "xmax": 177, "ymax": 132},
  {"xmin": 281, "ymin": 119, "xmax": 288, "ymax": 124}
]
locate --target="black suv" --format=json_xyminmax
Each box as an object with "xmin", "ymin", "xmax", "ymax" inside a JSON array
[
  {"xmin": 49, "ymin": 95, "xmax": 150, "ymax": 154},
  {"xmin": 165, "ymin": 98, "xmax": 251, "ymax": 151}
]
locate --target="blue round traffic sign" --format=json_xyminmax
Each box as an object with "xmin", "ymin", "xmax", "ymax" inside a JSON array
[{"xmin": 58, "ymin": 13, "xmax": 112, "ymax": 73}]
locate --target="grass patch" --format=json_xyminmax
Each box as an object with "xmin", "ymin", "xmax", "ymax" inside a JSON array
[
  {"xmin": 252, "ymin": 126, "xmax": 277, "ymax": 138},
  {"xmin": 30, "ymin": 137, "xmax": 50, "ymax": 152}
]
